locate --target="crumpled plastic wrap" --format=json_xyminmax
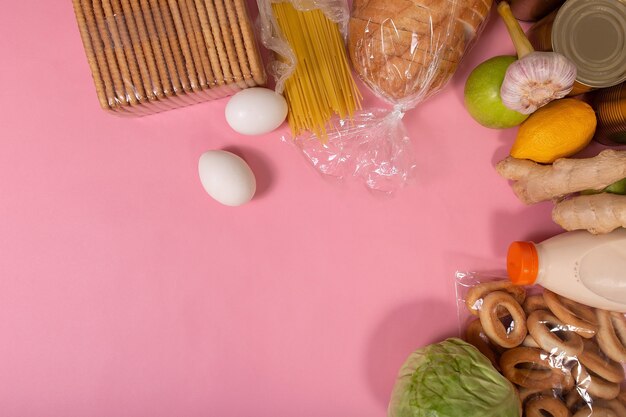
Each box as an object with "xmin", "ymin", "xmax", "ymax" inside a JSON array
[
  {"xmin": 260, "ymin": 0, "xmax": 491, "ymax": 192},
  {"xmin": 456, "ymin": 271, "xmax": 626, "ymax": 417},
  {"xmin": 293, "ymin": 108, "xmax": 414, "ymax": 192}
]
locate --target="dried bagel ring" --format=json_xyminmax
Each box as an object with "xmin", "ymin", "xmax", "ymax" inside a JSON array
[
  {"xmin": 523, "ymin": 294, "xmax": 549, "ymax": 315},
  {"xmin": 528, "ymin": 310, "xmax": 584, "ymax": 356},
  {"xmin": 465, "ymin": 318, "xmax": 500, "ymax": 368},
  {"xmin": 596, "ymin": 309, "xmax": 626, "ymax": 363},
  {"xmin": 518, "ymin": 387, "xmax": 557, "ymax": 404},
  {"xmin": 479, "ymin": 291, "xmax": 527, "ymax": 348},
  {"xmin": 573, "ymin": 406, "xmax": 616, "ymax": 417},
  {"xmin": 565, "ymin": 390, "xmax": 587, "ymax": 412},
  {"xmin": 525, "ymin": 395, "xmax": 570, "ymax": 417},
  {"xmin": 543, "ymin": 290, "xmax": 598, "ymax": 338},
  {"xmin": 572, "ymin": 363, "xmax": 620, "ymax": 400},
  {"xmin": 465, "ymin": 280, "xmax": 526, "ymax": 315},
  {"xmin": 522, "ymin": 334, "xmax": 541, "ymax": 348},
  {"xmin": 595, "ymin": 399, "xmax": 626, "ymax": 416},
  {"xmin": 619, "ymin": 389, "xmax": 626, "ymax": 405},
  {"xmin": 579, "ymin": 339, "xmax": 625, "ymax": 383},
  {"xmin": 500, "ymin": 347, "xmax": 573, "ymax": 390}
]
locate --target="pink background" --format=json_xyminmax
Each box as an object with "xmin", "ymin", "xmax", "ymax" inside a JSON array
[{"xmin": 0, "ymin": 2, "xmax": 568, "ymax": 416}]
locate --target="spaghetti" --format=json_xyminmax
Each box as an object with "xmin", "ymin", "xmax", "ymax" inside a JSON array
[{"xmin": 272, "ymin": 2, "xmax": 362, "ymax": 141}]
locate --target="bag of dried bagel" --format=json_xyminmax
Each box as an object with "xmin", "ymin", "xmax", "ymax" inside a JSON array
[
  {"xmin": 455, "ymin": 271, "xmax": 626, "ymax": 417},
  {"xmin": 289, "ymin": 0, "xmax": 493, "ymax": 192}
]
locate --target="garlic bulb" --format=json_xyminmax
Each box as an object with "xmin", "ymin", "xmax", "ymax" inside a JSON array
[
  {"xmin": 501, "ymin": 52, "xmax": 577, "ymax": 114},
  {"xmin": 497, "ymin": 1, "xmax": 578, "ymax": 114}
]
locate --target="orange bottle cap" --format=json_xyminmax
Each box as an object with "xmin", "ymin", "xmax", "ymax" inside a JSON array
[{"xmin": 507, "ymin": 241, "xmax": 539, "ymax": 286}]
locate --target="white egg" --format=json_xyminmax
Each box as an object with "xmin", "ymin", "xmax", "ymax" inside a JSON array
[
  {"xmin": 198, "ymin": 150, "xmax": 256, "ymax": 206},
  {"xmin": 225, "ymin": 87, "xmax": 288, "ymax": 135}
]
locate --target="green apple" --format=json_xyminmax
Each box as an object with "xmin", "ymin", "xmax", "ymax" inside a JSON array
[
  {"xmin": 605, "ymin": 178, "xmax": 626, "ymax": 195},
  {"xmin": 581, "ymin": 177, "xmax": 626, "ymax": 195},
  {"xmin": 464, "ymin": 56, "xmax": 529, "ymax": 129}
]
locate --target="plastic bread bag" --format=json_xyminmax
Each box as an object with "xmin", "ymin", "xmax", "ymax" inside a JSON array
[
  {"xmin": 260, "ymin": 0, "xmax": 492, "ymax": 192},
  {"xmin": 455, "ymin": 271, "xmax": 626, "ymax": 416}
]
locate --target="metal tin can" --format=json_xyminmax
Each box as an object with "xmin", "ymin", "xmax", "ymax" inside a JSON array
[
  {"xmin": 593, "ymin": 82, "xmax": 626, "ymax": 146},
  {"xmin": 510, "ymin": 0, "xmax": 565, "ymax": 22},
  {"xmin": 526, "ymin": 0, "xmax": 626, "ymax": 96}
]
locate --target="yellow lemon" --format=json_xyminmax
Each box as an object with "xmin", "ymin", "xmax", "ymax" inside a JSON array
[{"xmin": 510, "ymin": 99, "xmax": 597, "ymax": 163}]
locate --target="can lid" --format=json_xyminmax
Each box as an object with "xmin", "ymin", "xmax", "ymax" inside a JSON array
[
  {"xmin": 507, "ymin": 241, "xmax": 539, "ymax": 286},
  {"xmin": 553, "ymin": 0, "xmax": 626, "ymax": 88}
]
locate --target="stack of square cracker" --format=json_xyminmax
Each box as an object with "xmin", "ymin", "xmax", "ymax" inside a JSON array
[
  {"xmin": 72, "ymin": 0, "xmax": 266, "ymax": 115},
  {"xmin": 349, "ymin": 0, "xmax": 493, "ymax": 101}
]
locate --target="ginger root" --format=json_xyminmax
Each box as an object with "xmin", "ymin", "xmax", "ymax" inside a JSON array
[
  {"xmin": 496, "ymin": 150, "xmax": 626, "ymax": 234},
  {"xmin": 496, "ymin": 150, "xmax": 626, "ymax": 204},
  {"xmin": 553, "ymin": 193, "xmax": 626, "ymax": 234}
]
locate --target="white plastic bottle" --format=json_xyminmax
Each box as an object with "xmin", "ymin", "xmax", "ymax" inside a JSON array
[{"xmin": 507, "ymin": 229, "xmax": 626, "ymax": 312}]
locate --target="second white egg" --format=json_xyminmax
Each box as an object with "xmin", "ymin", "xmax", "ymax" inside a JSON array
[
  {"xmin": 225, "ymin": 87, "xmax": 288, "ymax": 135},
  {"xmin": 198, "ymin": 150, "xmax": 256, "ymax": 207}
]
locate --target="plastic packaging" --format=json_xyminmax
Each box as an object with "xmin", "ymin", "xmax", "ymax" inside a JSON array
[
  {"xmin": 259, "ymin": 0, "xmax": 491, "ymax": 192},
  {"xmin": 341, "ymin": 0, "xmax": 491, "ymax": 191},
  {"xmin": 348, "ymin": 0, "xmax": 491, "ymax": 107},
  {"xmin": 507, "ymin": 229, "xmax": 626, "ymax": 312},
  {"xmin": 72, "ymin": 0, "xmax": 266, "ymax": 115},
  {"xmin": 257, "ymin": 0, "xmax": 350, "ymax": 95},
  {"xmin": 293, "ymin": 109, "xmax": 414, "ymax": 192},
  {"xmin": 456, "ymin": 271, "xmax": 626, "ymax": 417}
]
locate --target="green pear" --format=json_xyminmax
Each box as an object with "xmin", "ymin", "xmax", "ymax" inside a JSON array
[{"xmin": 464, "ymin": 56, "xmax": 529, "ymax": 129}]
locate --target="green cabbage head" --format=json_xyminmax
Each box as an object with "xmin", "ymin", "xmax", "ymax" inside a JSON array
[{"xmin": 388, "ymin": 338, "xmax": 521, "ymax": 417}]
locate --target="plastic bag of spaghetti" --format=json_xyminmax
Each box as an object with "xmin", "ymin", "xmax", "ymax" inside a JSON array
[
  {"xmin": 256, "ymin": 0, "xmax": 368, "ymax": 177},
  {"xmin": 455, "ymin": 271, "xmax": 626, "ymax": 416},
  {"xmin": 257, "ymin": 0, "xmax": 350, "ymax": 93}
]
